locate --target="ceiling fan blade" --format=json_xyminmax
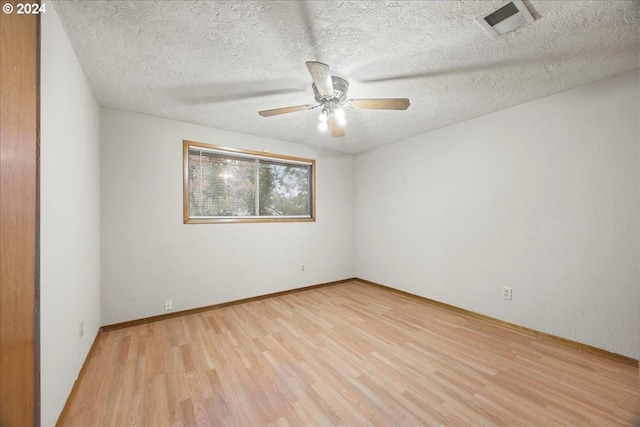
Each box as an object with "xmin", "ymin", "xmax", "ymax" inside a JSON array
[
  {"xmin": 306, "ymin": 61, "xmax": 334, "ymax": 99},
  {"xmin": 258, "ymin": 104, "xmax": 315, "ymax": 117},
  {"xmin": 330, "ymin": 115, "xmax": 345, "ymax": 138},
  {"xmin": 345, "ymin": 98, "xmax": 410, "ymax": 110}
]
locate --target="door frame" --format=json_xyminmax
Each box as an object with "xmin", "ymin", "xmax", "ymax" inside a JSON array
[{"xmin": 0, "ymin": 2, "xmax": 40, "ymax": 425}]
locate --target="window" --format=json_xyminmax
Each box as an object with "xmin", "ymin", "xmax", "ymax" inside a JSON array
[{"xmin": 183, "ymin": 140, "xmax": 315, "ymax": 223}]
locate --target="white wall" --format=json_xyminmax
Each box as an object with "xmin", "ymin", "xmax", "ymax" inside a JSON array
[
  {"xmin": 355, "ymin": 69, "xmax": 640, "ymax": 359},
  {"xmin": 100, "ymin": 109, "xmax": 354, "ymax": 325},
  {"xmin": 40, "ymin": 2, "xmax": 102, "ymax": 426}
]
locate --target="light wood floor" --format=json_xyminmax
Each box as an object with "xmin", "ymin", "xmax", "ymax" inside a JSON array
[{"xmin": 59, "ymin": 281, "xmax": 638, "ymax": 426}]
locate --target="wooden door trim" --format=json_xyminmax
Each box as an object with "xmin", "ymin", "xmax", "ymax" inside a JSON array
[{"xmin": 0, "ymin": 2, "xmax": 40, "ymax": 425}]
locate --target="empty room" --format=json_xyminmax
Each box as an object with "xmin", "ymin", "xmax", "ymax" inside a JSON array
[{"xmin": 1, "ymin": 0, "xmax": 638, "ymax": 426}]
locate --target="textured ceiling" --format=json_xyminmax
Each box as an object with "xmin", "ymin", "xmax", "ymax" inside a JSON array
[{"xmin": 53, "ymin": 1, "xmax": 639, "ymax": 153}]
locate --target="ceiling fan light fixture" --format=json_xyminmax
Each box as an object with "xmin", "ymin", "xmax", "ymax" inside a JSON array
[{"xmin": 318, "ymin": 121, "xmax": 328, "ymax": 132}]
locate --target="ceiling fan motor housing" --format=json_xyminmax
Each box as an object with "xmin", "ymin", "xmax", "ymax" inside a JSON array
[{"xmin": 313, "ymin": 76, "xmax": 349, "ymax": 104}]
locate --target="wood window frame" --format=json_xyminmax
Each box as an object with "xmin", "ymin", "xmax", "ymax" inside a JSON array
[{"xmin": 183, "ymin": 140, "xmax": 316, "ymax": 224}]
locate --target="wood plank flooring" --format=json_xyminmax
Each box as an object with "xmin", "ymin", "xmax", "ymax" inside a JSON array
[{"xmin": 58, "ymin": 281, "xmax": 639, "ymax": 426}]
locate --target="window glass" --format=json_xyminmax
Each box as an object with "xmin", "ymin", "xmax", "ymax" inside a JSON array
[
  {"xmin": 259, "ymin": 160, "xmax": 311, "ymax": 217},
  {"xmin": 184, "ymin": 141, "xmax": 315, "ymax": 223}
]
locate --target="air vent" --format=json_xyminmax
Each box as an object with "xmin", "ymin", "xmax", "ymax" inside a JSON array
[{"xmin": 477, "ymin": 0, "xmax": 535, "ymax": 38}]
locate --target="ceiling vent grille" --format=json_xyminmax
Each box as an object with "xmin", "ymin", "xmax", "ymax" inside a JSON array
[{"xmin": 477, "ymin": 0, "xmax": 535, "ymax": 38}]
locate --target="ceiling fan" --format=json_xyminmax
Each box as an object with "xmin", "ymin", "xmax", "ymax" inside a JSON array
[{"xmin": 258, "ymin": 61, "xmax": 410, "ymax": 138}]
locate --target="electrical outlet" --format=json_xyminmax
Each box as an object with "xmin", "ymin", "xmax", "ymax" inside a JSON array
[
  {"xmin": 301, "ymin": 265, "xmax": 305, "ymax": 273},
  {"xmin": 79, "ymin": 321, "xmax": 84, "ymax": 339},
  {"xmin": 502, "ymin": 287, "xmax": 512, "ymax": 301},
  {"xmin": 165, "ymin": 300, "xmax": 172, "ymax": 311}
]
